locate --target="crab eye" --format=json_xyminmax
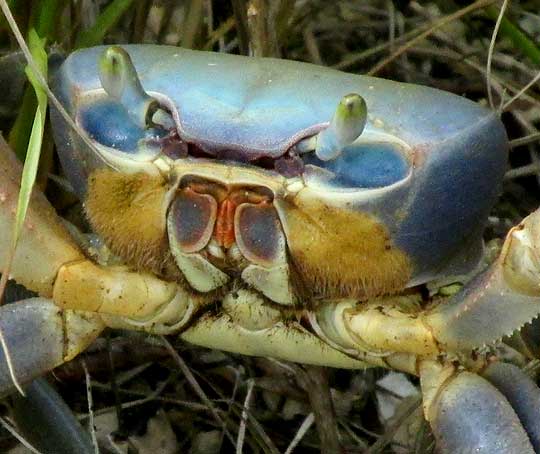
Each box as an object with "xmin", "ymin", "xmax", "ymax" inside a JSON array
[
  {"xmin": 295, "ymin": 93, "xmax": 410, "ymax": 189},
  {"xmin": 302, "ymin": 141, "xmax": 410, "ymax": 189},
  {"xmin": 78, "ymin": 46, "xmax": 177, "ymax": 163},
  {"xmin": 79, "ymin": 99, "xmax": 168, "ymax": 156}
]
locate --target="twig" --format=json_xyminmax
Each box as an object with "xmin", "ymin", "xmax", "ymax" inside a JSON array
[
  {"xmin": 303, "ymin": 25, "xmax": 323, "ymax": 65},
  {"xmin": 296, "ymin": 365, "xmax": 341, "ymax": 454},
  {"xmin": 181, "ymin": 0, "xmax": 204, "ymax": 48},
  {"xmin": 231, "ymin": 0, "xmax": 250, "ymax": 55}
]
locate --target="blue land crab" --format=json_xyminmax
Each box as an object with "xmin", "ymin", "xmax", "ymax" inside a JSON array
[{"xmin": 1, "ymin": 45, "xmax": 540, "ymax": 452}]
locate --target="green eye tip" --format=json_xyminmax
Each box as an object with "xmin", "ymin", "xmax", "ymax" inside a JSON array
[
  {"xmin": 99, "ymin": 46, "xmax": 130, "ymax": 77},
  {"xmin": 97, "ymin": 46, "xmax": 159, "ymax": 129},
  {"xmin": 337, "ymin": 93, "xmax": 367, "ymax": 120},
  {"xmin": 98, "ymin": 46, "xmax": 141, "ymax": 101}
]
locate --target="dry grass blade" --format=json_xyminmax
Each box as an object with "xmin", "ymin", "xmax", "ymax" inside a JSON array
[
  {"xmin": 284, "ymin": 413, "xmax": 315, "ymax": 454},
  {"xmin": 365, "ymin": 395, "xmax": 421, "ymax": 453},
  {"xmin": 82, "ymin": 360, "xmax": 100, "ymax": 454},
  {"xmin": 0, "ymin": 327, "xmax": 26, "ymax": 396},
  {"xmin": 502, "ymin": 68, "xmax": 540, "ymax": 112},
  {"xmin": 236, "ymin": 378, "xmax": 254, "ymax": 454},
  {"xmin": 204, "ymin": 16, "xmax": 235, "ymax": 50},
  {"xmin": 367, "ymin": 0, "xmax": 497, "ymax": 76},
  {"xmin": 487, "ymin": 0, "xmax": 510, "ymax": 110},
  {"xmin": 160, "ymin": 336, "xmax": 237, "ymax": 448},
  {"xmin": 504, "ymin": 162, "xmax": 540, "ymax": 179},
  {"xmin": 239, "ymin": 403, "xmax": 281, "ymax": 454},
  {"xmin": 510, "ymin": 132, "xmax": 540, "ymax": 149},
  {"xmin": 0, "ymin": 415, "xmax": 44, "ymax": 454}
]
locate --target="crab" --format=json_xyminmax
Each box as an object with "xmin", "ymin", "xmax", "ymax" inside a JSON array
[{"xmin": 1, "ymin": 44, "xmax": 540, "ymax": 453}]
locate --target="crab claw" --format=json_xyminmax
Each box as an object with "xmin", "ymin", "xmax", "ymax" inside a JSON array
[
  {"xmin": 424, "ymin": 206, "xmax": 540, "ymax": 351},
  {"xmin": 0, "ymin": 137, "xmax": 106, "ymax": 396},
  {"xmin": 0, "ymin": 298, "xmax": 103, "ymax": 397},
  {"xmin": 298, "ymin": 93, "xmax": 367, "ymax": 160},
  {"xmin": 99, "ymin": 46, "xmax": 163, "ymax": 129},
  {"xmin": 421, "ymin": 361, "xmax": 540, "ymax": 453}
]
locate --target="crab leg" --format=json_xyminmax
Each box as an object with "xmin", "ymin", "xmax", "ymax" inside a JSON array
[
  {"xmin": 11, "ymin": 378, "xmax": 94, "ymax": 454},
  {"xmin": 420, "ymin": 360, "xmax": 540, "ymax": 453},
  {"xmin": 482, "ymin": 362, "xmax": 540, "ymax": 450}
]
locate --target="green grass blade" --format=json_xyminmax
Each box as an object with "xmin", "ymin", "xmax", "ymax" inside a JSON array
[
  {"xmin": 485, "ymin": 5, "xmax": 540, "ymax": 66},
  {"xmin": 0, "ymin": 28, "xmax": 47, "ymax": 305},
  {"xmin": 8, "ymin": 0, "xmax": 65, "ymax": 160},
  {"xmin": 30, "ymin": 0, "xmax": 64, "ymax": 40},
  {"xmin": 13, "ymin": 29, "xmax": 48, "ymax": 245},
  {"xmin": 75, "ymin": 0, "xmax": 135, "ymax": 48}
]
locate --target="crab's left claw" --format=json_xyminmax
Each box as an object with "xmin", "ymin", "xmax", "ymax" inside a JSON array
[
  {"xmin": 421, "ymin": 361, "xmax": 540, "ymax": 453},
  {"xmin": 424, "ymin": 207, "xmax": 540, "ymax": 351},
  {"xmin": 0, "ymin": 136, "xmax": 200, "ymax": 396},
  {"xmin": 0, "ymin": 138, "xmax": 105, "ymax": 396}
]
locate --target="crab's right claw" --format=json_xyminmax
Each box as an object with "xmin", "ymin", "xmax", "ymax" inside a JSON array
[
  {"xmin": 0, "ymin": 298, "xmax": 103, "ymax": 397},
  {"xmin": 0, "ymin": 137, "xmax": 105, "ymax": 396},
  {"xmin": 421, "ymin": 361, "xmax": 540, "ymax": 453}
]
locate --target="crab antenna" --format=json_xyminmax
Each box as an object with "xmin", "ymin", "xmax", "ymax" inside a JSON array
[
  {"xmin": 314, "ymin": 93, "xmax": 367, "ymax": 161},
  {"xmin": 99, "ymin": 46, "xmax": 159, "ymax": 129}
]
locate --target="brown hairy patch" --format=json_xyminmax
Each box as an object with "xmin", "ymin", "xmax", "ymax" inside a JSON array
[
  {"xmin": 85, "ymin": 169, "xmax": 175, "ymax": 276},
  {"xmin": 281, "ymin": 195, "xmax": 411, "ymax": 300}
]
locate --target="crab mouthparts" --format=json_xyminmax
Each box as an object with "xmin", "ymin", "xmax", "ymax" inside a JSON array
[{"xmin": 167, "ymin": 178, "xmax": 284, "ymax": 270}]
